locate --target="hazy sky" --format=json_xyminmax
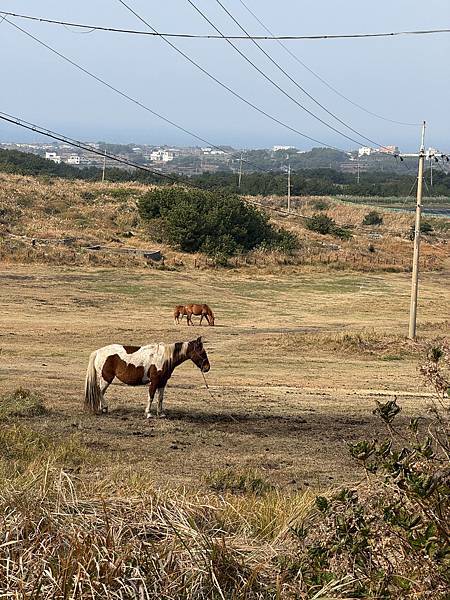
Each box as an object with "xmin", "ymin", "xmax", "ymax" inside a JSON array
[{"xmin": 1, "ymin": 0, "xmax": 449, "ymax": 151}]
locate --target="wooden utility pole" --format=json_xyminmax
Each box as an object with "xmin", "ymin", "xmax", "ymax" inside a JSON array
[
  {"xmin": 408, "ymin": 121, "xmax": 426, "ymax": 340},
  {"xmin": 287, "ymin": 162, "xmax": 291, "ymax": 212},
  {"xmin": 101, "ymin": 148, "xmax": 107, "ymax": 182},
  {"xmin": 357, "ymin": 160, "xmax": 360, "ymax": 184},
  {"xmin": 238, "ymin": 152, "xmax": 243, "ymax": 188}
]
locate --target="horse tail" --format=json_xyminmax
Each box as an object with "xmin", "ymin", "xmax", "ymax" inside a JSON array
[
  {"xmin": 84, "ymin": 351, "xmax": 101, "ymax": 414},
  {"xmin": 208, "ymin": 306, "xmax": 215, "ymax": 325}
]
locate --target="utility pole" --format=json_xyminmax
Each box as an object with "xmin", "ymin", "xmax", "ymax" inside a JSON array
[
  {"xmin": 238, "ymin": 152, "xmax": 243, "ymax": 189},
  {"xmin": 101, "ymin": 148, "xmax": 106, "ymax": 183},
  {"xmin": 287, "ymin": 161, "xmax": 291, "ymax": 212},
  {"xmin": 408, "ymin": 121, "xmax": 426, "ymax": 340},
  {"xmin": 356, "ymin": 160, "xmax": 360, "ymax": 184},
  {"xmin": 430, "ymin": 155, "xmax": 433, "ymax": 187}
]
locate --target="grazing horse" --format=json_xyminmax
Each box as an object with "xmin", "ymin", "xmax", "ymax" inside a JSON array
[
  {"xmin": 84, "ymin": 337, "xmax": 210, "ymax": 418},
  {"xmin": 174, "ymin": 305, "xmax": 187, "ymax": 325},
  {"xmin": 185, "ymin": 303, "xmax": 215, "ymax": 326}
]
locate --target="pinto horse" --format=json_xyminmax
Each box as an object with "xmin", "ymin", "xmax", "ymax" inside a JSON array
[
  {"xmin": 185, "ymin": 304, "xmax": 215, "ymax": 326},
  {"xmin": 84, "ymin": 337, "xmax": 210, "ymax": 417}
]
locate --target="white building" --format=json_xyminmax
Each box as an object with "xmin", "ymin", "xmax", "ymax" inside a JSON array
[
  {"xmin": 273, "ymin": 145, "xmax": 294, "ymax": 152},
  {"xmin": 65, "ymin": 154, "xmax": 80, "ymax": 165},
  {"xmin": 45, "ymin": 152, "xmax": 61, "ymax": 164},
  {"xmin": 358, "ymin": 147, "xmax": 373, "ymax": 157},
  {"xmin": 149, "ymin": 149, "xmax": 174, "ymax": 162}
]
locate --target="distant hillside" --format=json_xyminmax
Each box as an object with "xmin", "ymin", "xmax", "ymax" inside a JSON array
[{"xmin": 1, "ymin": 148, "xmax": 450, "ymax": 200}]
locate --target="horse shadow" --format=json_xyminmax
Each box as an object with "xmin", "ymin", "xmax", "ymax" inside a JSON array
[{"xmin": 108, "ymin": 405, "xmax": 308, "ymax": 435}]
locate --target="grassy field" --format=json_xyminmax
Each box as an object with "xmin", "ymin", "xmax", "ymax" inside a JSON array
[
  {"xmin": 1, "ymin": 173, "xmax": 449, "ymax": 596},
  {"xmin": 1, "ymin": 263, "xmax": 448, "ymax": 492}
]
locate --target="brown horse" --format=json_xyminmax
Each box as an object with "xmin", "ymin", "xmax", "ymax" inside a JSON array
[
  {"xmin": 185, "ymin": 303, "xmax": 215, "ymax": 326},
  {"xmin": 174, "ymin": 305, "xmax": 187, "ymax": 324}
]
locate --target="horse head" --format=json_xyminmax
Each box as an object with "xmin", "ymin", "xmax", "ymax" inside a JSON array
[{"xmin": 188, "ymin": 336, "xmax": 210, "ymax": 372}]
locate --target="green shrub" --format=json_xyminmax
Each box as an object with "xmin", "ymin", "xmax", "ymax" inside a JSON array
[
  {"xmin": 306, "ymin": 213, "xmax": 352, "ymax": 239},
  {"xmin": 332, "ymin": 226, "xmax": 352, "ymax": 240},
  {"xmin": 409, "ymin": 220, "xmax": 433, "ymax": 240},
  {"xmin": 138, "ymin": 187, "xmax": 293, "ymax": 257},
  {"xmin": 312, "ymin": 199, "xmax": 329, "ymax": 210},
  {"xmin": 362, "ymin": 210, "xmax": 383, "ymax": 226},
  {"xmin": 305, "ymin": 213, "xmax": 335, "ymax": 235}
]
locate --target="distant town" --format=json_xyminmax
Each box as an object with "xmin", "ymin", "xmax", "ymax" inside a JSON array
[{"xmin": 0, "ymin": 140, "xmax": 441, "ymax": 175}]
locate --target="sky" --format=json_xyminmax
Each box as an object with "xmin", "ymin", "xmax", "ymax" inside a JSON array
[{"xmin": 1, "ymin": 0, "xmax": 449, "ymax": 151}]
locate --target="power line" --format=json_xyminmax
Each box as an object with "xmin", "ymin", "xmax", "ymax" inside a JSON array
[
  {"xmin": 0, "ymin": 111, "xmax": 189, "ymax": 185},
  {"xmin": 0, "ymin": 10, "xmax": 448, "ymax": 41},
  {"xmin": 235, "ymin": 0, "xmax": 420, "ymax": 127},
  {"xmin": 2, "ymin": 17, "xmax": 273, "ymax": 174},
  {"xmin": 184, "ymin": 0, "xmax": 374, "ymax": 148},
  {"xmin": 209, "ymin": 0, "xmax": 384, "ymax": 148},
  {"xmin": 114, "ymin": 0, "xmax": 348, "ymax": 150},
  {"xmin": 0, "ymin": 110, "xmax": 314, "ymax": 222}
]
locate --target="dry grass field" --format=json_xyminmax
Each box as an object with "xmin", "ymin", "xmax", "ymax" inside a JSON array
[
  {"xmin": 1, "ymin": 262, "xmax": 448, "ymax": 491},
  {"xmin": 1, "ymin": 174, "xmax": 449, "ymax": 597}
]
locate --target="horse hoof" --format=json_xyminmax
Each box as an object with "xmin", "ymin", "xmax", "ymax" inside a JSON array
[
  {"xmin": 157, "ymin": 413, "xmax": 166, "ymax": 419},
  {"xmin": 101, "ymin": 407, "xmax": 108, "ymax": 414},
  {"xmin": 145, "ymin": 413, "xmax": 154, "ymax": 419}
]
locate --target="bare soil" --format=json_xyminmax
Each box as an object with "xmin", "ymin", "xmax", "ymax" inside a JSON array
[{"xmin": 0, "ymin": 263, "xmax": 448, "ymax": 491}]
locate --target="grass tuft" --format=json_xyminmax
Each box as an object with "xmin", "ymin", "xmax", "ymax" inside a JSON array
[
  {"xmin": 206, "ymin": 467, "xmax": 274, "ymax": 496},
  {"xmin": 0, "ymin": 387, "xmax": 48, "ymax": 420}
]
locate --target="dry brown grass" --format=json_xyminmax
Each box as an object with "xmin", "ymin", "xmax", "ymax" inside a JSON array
[{"xmin": 1, "ymin": 173, "xmax": 448, "ymax": 271}]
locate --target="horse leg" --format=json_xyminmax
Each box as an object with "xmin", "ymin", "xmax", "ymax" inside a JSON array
[
  {"xmin": 156, "ymin": 387, "xmax": 166, "ymax": 418},
  {"xmin": 199, "ymin": 314, "xmax": 204, "ymax": 325},
  {"xmin": 99, "ymin": 377, "xmax": 111, "ymax": 414},
  {"xmin": 145, "ymin": 386, "xmax": 156, "ymax": 419},
  {"xmin": 187, "ymin": 312, "xmax": 192, "ymax": 326}
]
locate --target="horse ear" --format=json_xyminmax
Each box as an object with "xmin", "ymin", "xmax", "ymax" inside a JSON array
[{"xmin": 196, "ymin": 336, "xmax": 202, "ymax": 344}]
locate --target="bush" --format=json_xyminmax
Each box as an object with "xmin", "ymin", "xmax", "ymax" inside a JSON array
[
  {"xmin": 312, "ymin": 200, "xmax": 329, "ymax": 211},
  {"xmin": 294, "ymin": 356, "xmax": 450, "ymax": 599},
  {"xmin": 306, "ymin": 213, "xmax": 352, "ymax": 239},
  {"xmin": 305, "ymin": 213, "xmax": 335, "ymax": 235},
  {"xmin": 362, "ymin": 210, "xmax": 383, "ymax": 226},
  {"xmin": 138, "ymin": 187, "xmax": 295, "ymax": 257},
  {"xmin": 409, "ymin": 220, "xmax": 434, "ymax": 240}
]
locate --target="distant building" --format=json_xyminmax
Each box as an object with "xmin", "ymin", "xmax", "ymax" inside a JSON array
[
  {"xmin": 45, "ymin": 152, "xmax": 61, "ymax": 164},
  {"xmin": 65, "ymin": 154, "xmax": 80, "ymax": 165},
  {"xmin": 379, "ymin": 145, "xmax": 399, "ymax": 155},
  {"xmin": 273, "ymin": 145, "xmax": 295, "ymax": 152},
  {"xmin": 358, "ymin": 147, "xmax": 373, "ymax": 157},
  {"xmin": 149, "ymin": 149, "xmax": 174, "ymax": 162}
]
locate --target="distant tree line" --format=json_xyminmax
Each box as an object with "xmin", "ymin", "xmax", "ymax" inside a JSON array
[
  {"xmin": 191, "ymin": 169, "xmax": 450, "ymax": 198},
  {"xmin": 1, "ymin": 148, "xmax": 450, "ymax": 198}
]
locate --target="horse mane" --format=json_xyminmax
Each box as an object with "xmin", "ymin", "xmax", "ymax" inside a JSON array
[{"xmin": 162, "ymin": 341, "xmax": 188, "ymax": 371}]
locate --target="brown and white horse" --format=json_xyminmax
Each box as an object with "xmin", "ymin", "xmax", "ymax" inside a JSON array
[
  {"xmin": 84, "ymin": 337, "xmax": 210, "ymax": 418},
  {"xmin": 185, "ymin": 304, "xmax": 215, "ymax": 326}
]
